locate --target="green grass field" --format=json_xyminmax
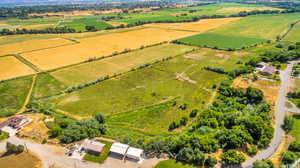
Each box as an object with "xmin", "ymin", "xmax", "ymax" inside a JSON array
[
  {"xmin": 51, "ymin": 43, "xmax": 196, "ymax": 86},
  {"xmin": 291, "ymin": 115, "xmax": 300, "ymax": 142},
  {"xmin": 155, "ymin": 159, "xmax": 195, "ymax": 168},
  {"xmin": 114, "ymin": 3, "xmax": 275, "ymax": 24},
  {"xmin": 210, "ymin": 13, "xmax": 300, "ymax": 40},
  {"xmin": 59, "ymin": 16, "xmax": 112, "ymax": 31},
  {"xmin": 47, "ymin": 47, "xmax": 257, "ymax": 138},
  {"xmin": 0, "ymin": 76, "xmax": 32, "ymax": 114},
  {"xmin": 177, "ymin": 33, "xmax": 267, "ymax": 49},
  {"xmin": 32, "ymin": 73, "xmax": 66, "ymax": 99}
]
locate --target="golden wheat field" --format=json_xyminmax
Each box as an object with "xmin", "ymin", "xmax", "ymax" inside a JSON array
[
  {"xmin": 0, "ymin": 56, "xmax": 35, "ymax": 80},
  {"xmin": 143, "ymin": 17, "xmax": 241, "ymax": 32},
  {"xmin": 21, "ymin": 27, "xmax": 197, "ymax": 70},
  {"xmin": 0, "ymin": 37, "xmax": 73, "ymax": 56},
  {"xmin": 217, "ymin": 7, "xmax": 282, "ymax": 13}
]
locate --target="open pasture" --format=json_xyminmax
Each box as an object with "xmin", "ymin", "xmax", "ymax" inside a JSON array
[
  {"xmin": 0, "ymin": 76, "xmax": 32, "ymax": 113},
  {"xmin": 144, "ymin": 17, "xmax": 240, "ymax": 32},
  {"xmin": 58, "ymin": 16, "xmax": 112, "ymax": 31},
  {"xmin": 0, "ymin": 37, "xmax": 73, "ymax": 56},
  {"xmin": 0, "ymin": 56, "xmax": 35, "ymax": 80},
  {"xmin": 178, "ymin": 33, "xmax": 267, "ymax": 49},
  {"xmin": 49, "ymin": 48, "xmax": 256, "ymax": 137},
  {"xmin": 209, "ymin": 13, "xmax": 300, "ymax": 40},
  {"xmin": 51, "ymin": 43, "xmax": 196, "ymax": 86},
  {"xmin": 21, "ymin": 27, "xmax": 197, "ymax": 70}
]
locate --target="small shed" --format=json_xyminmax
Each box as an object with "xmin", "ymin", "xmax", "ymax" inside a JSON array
[
  {"xmin": 81, "ymin": 139, "xmax": 105, "ymax": 155},
  {"xmin": 110, "ymin": 142, "xmax": 129, "ymax": 158},
  {"xmin": 126, "ymin": 147, "xmax": 144, "ymax": 161}
]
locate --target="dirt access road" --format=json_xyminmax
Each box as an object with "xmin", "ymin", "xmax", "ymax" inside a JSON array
[
  {"xmin": 243, "ymin": 62, "xmax": 295, "ymax": 168},
  {"xmin": 0, "ymin": 136, "xmax": 162, "ymax": 168}
]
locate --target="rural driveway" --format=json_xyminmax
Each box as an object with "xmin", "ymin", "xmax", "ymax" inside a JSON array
[
  {"xmin": 242, "ymin": 62, "xmax": 295, "ymax": 168},
  {"xmin": 0, "ymin": 136, "xmax": 162, "ymax": 168}
]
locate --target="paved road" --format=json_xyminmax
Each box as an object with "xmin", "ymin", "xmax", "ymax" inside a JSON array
[{"xmin": 242, "ymin": 62, "xmax": 295, "ymax": 168}]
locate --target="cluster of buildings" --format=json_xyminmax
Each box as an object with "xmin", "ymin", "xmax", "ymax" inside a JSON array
[
  {"xmin": 256, "ymin": 62, "xmax": 278, "ymax": 76},
  {"xmin": 0, "ymin": 116, "xmax": 31, "ymax": 136},
  {"xmin": 79, "ymin": 139, "xmax": 144, "ymax": 163}
]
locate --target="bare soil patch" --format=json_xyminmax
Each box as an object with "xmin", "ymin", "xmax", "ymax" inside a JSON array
[
  {"xmin": 0, "ymin": 56, "xmax": 35, "ymax": 80},
  {"xmin": 0, "ymin": 152, "xmax": 41, "ymax": 168},
  {"xmin": 175, "ymin": 72, "xmax": 197, "ymax": 84}
]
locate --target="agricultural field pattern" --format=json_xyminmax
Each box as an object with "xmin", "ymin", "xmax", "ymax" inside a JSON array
[{"xmin": 1, "ymin": 1, "xmax": 300, "ymax": 168}]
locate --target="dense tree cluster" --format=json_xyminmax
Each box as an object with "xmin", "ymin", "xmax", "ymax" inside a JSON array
[
  {"xmin": 0, "ymin": 27, "xmax": 76, "ymax": 36},
  {"xmin": 47, "ymin": 112, "xmax": 107, "ymax": 143},
  {"xmin": 141, "ymin": 81, "xmax": 273, "ymax": 167}
]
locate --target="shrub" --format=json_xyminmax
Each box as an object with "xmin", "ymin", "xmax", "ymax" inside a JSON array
[
  {"xmin": 282, "ymin": 151, "xmax": 297, "ymax": 165},
  {"xmin": 6, "ymin": 142, "xmax": 24, "ymax": 154},
  {"xmin": 179, "ymin": 103, "xmax": 187, "ymax": 110},
  {"xmin": 288, "ymin": 141, "xmax": 300, "ymax": 152},
  {"xmin": 168, "ymin": 121, "xmax": 179, "ymax": 131},
  {"xmin": 282, "ymin": 116, "xmax": 294, "ymax": 132},
  {"xmin": 221, "ymin": 150, "xmax": 245, "ymax": 166},
  {"xmin": 179, "ymin": 117, "xmax": 188, "ymax": 126},
  {"xmin": 247, "ymin": 145, "xmax": 258, "ymax": 156},
  {"xmin": 253, "ymin": 159, "xmax": 274, "ymax": 168},
  {"xmin": 189, "ymin": 109, "xmax": 198, "ymax": 118}
]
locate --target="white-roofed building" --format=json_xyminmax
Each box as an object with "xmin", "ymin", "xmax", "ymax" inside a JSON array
[
  {"xmin": 110, "ymin": 142, "xmax": 129, "ymax": 158},
  {"xmin": 81, "ymin": 139, "xmax": 105, "ymax": 155},
  {"xmin": 126, "ymin": 147, "xmax": 144, "ymax": 162}
]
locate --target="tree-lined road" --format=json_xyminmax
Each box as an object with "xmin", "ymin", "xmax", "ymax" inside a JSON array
[{"xmin": 243, "ymin": 62, "xmax": 295, "ymax": 168}]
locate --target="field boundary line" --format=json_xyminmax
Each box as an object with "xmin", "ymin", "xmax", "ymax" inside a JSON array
[
  {"xmin": 46, "ymin": 41, "xmax": 169, "ymax": 73},
  {"xmin": 143, "ymin": 26, "xmax": 200, "ymax": 33},
  {"xmin": 280, "ymin": 19, "xmax": 300, "ymax": 41},
  {"xmin": 17, "ymin": 74, "xmax": 37, "ymax": 114},
  {"xmin": 13, "ymin": 54, "xmax": 41, "ymax": 72},
  {"xmin": 17, "ymin": 39, "xmax": 78, "ymax": 55}
]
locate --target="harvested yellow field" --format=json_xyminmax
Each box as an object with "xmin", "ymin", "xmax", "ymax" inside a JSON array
[
  {"xmin": 0, "ymin": 37, "xmax": 72, "ymax": 56},
  {"xmin": 143, "ymin": 17, "xmax": 241, "ymax": 32},
  {"xmin": 0, "ymin": 56, "xmax": 35, "ymax": 80},
  {"xmin": 22, "ymin": 27, "xmax": 197, "ymax": 70},
  {"xmin": 0, "ymin": 23, "xmax": 9, "ymax": 26},
  {"xmin": 218, "ymin": 7, "xmax": 282, "ymax": 13}
]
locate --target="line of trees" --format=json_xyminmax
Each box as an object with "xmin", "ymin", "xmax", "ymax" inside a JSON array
[{"xmin": 0, "ymin": 26, "xmax": 76, "ymax": 36}]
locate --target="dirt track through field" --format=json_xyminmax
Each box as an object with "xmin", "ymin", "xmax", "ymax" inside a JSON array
[{"xmin": 0, "ymin": 38, "xmax": 72, "ymax": 56}]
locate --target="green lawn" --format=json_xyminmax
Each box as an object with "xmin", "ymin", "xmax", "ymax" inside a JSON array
[
  {"xmin": 83, "ymin": 140, "xmax": 113, "ymax": 163},
  {"xmin": 210, "ymin": 13, "xmax": 300, "ymax": 40},
  {"xmin": 291, "ymin": 115, "xmax": 300, "ymax": 142},
  {"xmin": 59, "ymin": 16, "xmax": 112, "ymax": 31},
  {"xmin": 51, "ymin": 43, "xmax": 196, "ymax": 86},
  {"xmin": 0, "ymin": 130, "xmax": 9, "ymax": 141},
  {"xmin": 155, "ymin": 159, "xmax": 196, "ymax": 168},
  {"xmin": 177, "ymin": 33, "xmax": 267, "ymax": 49},
  {"xmin": 32, "ymin": 73, "xmax": 66, "ymax": 100},
  {"xmin": 0, "ymin": 76, "xmax": 32, "ymax": 114}
]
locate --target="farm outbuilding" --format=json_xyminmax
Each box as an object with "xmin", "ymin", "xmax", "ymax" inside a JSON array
[
  {"xmin": 110, "ymin": 142, "xmax": 129, "ymax": 158},
  {"xmin": 126, "ymin": 147, "xmax": 144, "ymax": 161},
  {"xmin": 81, "ymin": 139, "xmax": 105, "ymax": 155}
]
